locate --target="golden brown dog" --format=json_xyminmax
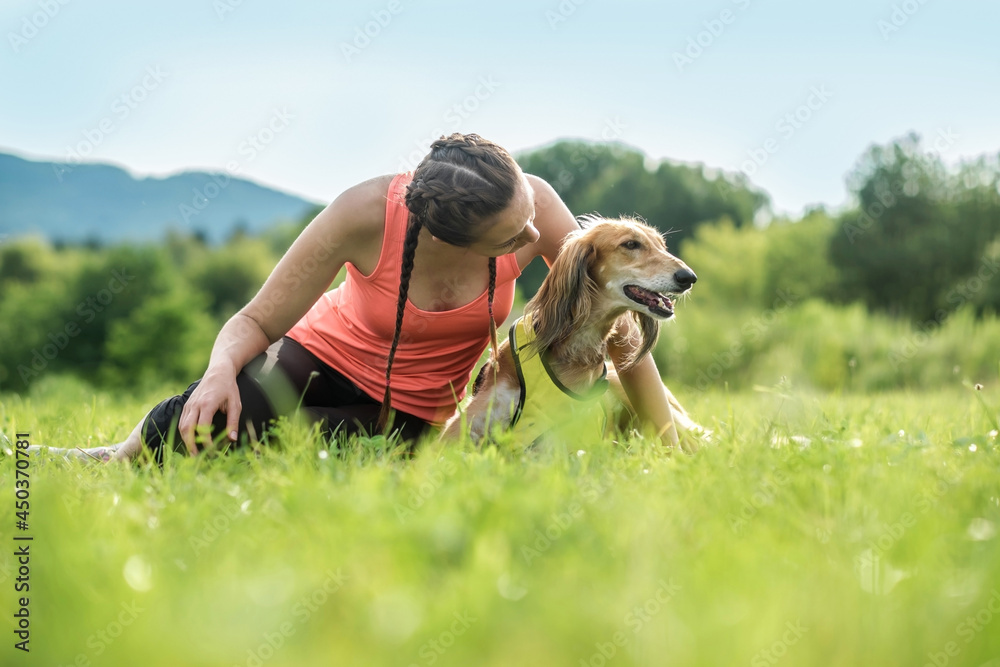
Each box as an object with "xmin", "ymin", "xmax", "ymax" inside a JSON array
[{"xmin": 442, "ymin": 216, "xmax": 703, "ymax": 447}]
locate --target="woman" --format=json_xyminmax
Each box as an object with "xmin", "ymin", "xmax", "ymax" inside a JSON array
[{"xmin": 61, "ymin": 133, "xmax": 681, "ymax": 462}]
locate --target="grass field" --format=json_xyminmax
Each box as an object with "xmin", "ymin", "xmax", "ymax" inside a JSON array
[{"xmin": 2, "ymin": 377, "xmax": 1000, "ymax": 667}]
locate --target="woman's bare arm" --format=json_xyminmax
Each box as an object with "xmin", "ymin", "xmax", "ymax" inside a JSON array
[{"xmin": 176, "ymin": 176, "xmax": 388, "ymax": 454}]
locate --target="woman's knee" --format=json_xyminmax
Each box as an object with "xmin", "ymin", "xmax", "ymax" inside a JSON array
[
  {"xmin": 140, "ymin": 373, "xmax": 276, "ymax": 460},
  {"xmin": 141, "ymin": 386, "xmax": 195, "ymax": 460}
]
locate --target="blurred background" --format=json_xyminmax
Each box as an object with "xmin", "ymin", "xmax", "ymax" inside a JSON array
[{"xmin": 1, "ymin": 0, "xmax": 999, "ymax": 394}]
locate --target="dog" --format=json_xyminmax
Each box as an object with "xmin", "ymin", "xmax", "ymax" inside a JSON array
[{"xmin": 442, "ymin": 216, "xmax": 703, "ymax": 448}]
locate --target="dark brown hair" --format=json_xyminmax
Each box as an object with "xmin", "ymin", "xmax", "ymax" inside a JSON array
[{"xmin": 376, "ymin": 133, "xmax": 521, "ymax": 432}]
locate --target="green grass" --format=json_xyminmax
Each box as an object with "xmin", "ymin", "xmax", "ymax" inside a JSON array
[{"xmin": 2, "ymin": 378, "xmax": 1000, "ymax": 667}]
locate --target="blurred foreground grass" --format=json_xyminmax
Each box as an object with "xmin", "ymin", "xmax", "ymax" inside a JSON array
[{"xmin": 1, "ymin": 377, "xmax": 1000, "ymax": 667}]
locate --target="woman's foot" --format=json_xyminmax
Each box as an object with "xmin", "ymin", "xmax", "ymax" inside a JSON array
[
  {"xmin": 17, "ymin": 415, "xmax": 147, "ymax": 463},
  {"xmin": 27, "ymin": 444, "xmax": 122, "ymax": 462}
]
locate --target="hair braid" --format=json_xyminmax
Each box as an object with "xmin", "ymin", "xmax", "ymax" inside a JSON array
[
  {"xmin": 376, "ymin": 133, "xmax": 521, "ymax": 435},
  {"xmin": 376, "ymin": 214, "xmax": 423, "ymax": 432},
  {"xmin": 487, "ymin": 256, "xmax": 498, "ymax": 356}
]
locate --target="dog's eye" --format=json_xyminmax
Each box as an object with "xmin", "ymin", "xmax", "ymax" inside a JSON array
[{"xmin": 620, "ymin": 240, "xmax": 641, "ymax": 250}]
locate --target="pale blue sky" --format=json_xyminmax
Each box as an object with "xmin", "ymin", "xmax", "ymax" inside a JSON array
[{"xmin": 2, "ymin": 0, "xmax": 998, "ymax": 217}]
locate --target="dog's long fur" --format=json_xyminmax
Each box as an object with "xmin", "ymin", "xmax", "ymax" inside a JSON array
[{"xmin": 442, "ymin": 216, "xmax": 703, "ymax": 446}]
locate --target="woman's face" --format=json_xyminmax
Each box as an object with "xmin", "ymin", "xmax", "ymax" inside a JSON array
[{"xmin": 469, "ymin": 175, "xmax": 539, "ymax": 258}]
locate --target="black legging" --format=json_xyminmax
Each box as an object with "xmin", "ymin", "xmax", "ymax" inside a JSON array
[{"xmin": 141, "ymin": 337, "xmax": 430, "ymax": 461}]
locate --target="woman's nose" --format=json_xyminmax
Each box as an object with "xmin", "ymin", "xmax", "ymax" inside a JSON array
[{"xmin": 524, "ymin": 222, "xmax": 540, "ymax": 244}]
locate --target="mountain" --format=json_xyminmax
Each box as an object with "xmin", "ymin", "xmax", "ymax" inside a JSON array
[{"xmin": 0, "ymin": 151, "xmax": 322, "ymax": 244}]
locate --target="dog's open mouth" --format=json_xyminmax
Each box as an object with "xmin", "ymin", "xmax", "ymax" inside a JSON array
[{"xmin": 624, "ymin": 285, "xmax": 674, "ymax": 318}]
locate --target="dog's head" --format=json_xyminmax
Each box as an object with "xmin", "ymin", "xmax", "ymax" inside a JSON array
[
  {"xmin": 526, "ymin": 216, "xmax": 696, "ymax": 366},
  {"xmin": 576, "ymin": 215, "xmax": 696, "ymax": 320}
]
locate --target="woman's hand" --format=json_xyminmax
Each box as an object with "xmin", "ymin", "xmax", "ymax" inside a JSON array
[
  {"xmin": 177, "ymin": 362, "xmax": 241, "ymax": 456},
  {"xmin": 169, "ymin": 178, "xmax": 384, "ymax": 455}
]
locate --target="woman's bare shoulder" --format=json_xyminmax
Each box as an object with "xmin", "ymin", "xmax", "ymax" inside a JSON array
[
  {"xmin": 517, "ymin": 173, "xmax": 581, "ymax": 268},
  {"xmin": 327, "ymin": 174, "xmax": 398, "ymax": 236}
]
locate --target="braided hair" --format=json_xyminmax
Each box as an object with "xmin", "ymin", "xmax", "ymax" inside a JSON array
[{"xmin": 376, "ymin": 133, "xmax": 521, "ymax": 432}]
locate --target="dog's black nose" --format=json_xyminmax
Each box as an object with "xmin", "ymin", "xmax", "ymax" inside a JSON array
[{"xmin": 674, "ymin": 268, "xmax": 697, "ymax": 290}]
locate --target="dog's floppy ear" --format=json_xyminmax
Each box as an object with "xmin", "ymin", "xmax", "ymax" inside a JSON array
[
  {"xmin": 631, "ymin": 311, "xmax": 660, "ymax": 368},
  {"xmin": 528, "ymin": 233, "xmax": 597, "ymax": 352}
]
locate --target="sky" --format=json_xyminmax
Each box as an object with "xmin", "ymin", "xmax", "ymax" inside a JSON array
[{"xmin": 2, "ymin": 0, "xmax": 998, "ymax": 218}]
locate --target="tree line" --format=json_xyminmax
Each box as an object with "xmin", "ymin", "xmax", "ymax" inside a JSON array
[{"xmin": 1, "ymin": 134, "xmax": 998, "ymax": 393}]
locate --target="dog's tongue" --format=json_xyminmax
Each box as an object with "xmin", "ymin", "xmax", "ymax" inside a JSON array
[{"xmin": 624, "ymin": 285, "xmax": 673, "ymax": 312}]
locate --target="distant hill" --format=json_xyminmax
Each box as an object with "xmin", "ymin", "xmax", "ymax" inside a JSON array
[{"xmin": 0, "ymin": 151, "xmax": 322, "ymax": 244}]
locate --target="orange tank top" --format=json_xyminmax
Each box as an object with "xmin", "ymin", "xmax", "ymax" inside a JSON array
[{"xmin": 286, "ymin": 172, "xmax": 521, "ymax": 425}]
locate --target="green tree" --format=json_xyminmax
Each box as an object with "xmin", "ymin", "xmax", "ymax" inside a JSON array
[
  {"xmin": 190, "ymin": 236, "xmax": 276, "ymax": 319},
  {"xmin": 0, "ymin": 236, "xmax": 60, "ymax": 288},
  {"xmin": 831, "ymin": 135, "xmax": 1000, "ymax": 321},
  {"xmin": 760, "ymin": 208, "xmax": 838, "ymax": 305},
  {"xmin": 102, "ymin": 286, "xmax": 216, "ymax": 387}
]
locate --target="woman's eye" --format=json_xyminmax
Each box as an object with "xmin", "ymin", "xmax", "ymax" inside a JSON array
[{"xmin": 621, "ymin": 240, "xmax": 641, "ymax": 250}]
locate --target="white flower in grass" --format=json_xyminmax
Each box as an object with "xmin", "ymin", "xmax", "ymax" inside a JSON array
[
  {"xmin": 967, "ymin": 518, "xmax": 996, "ymax": 542},
  {"xmin": 497, "ymin": 573, "xmax": 528, "ymax": 601},
  {"xmin": 855, "ymin": 549, "xmax": 909, "ymax": 595},
  {"xmin": 123, "ymin": 555, "xmax": 153, "ymax": 592}
]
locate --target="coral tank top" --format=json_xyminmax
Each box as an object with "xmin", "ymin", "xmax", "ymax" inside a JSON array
[{"xmin": 286, "ymin": 172, "xmax": 521, "ymax": 425}]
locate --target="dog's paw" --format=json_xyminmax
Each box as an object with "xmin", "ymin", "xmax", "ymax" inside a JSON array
[{"xmin": 677, "ymin": 423, "xmax": 714, "ymax": 453}]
